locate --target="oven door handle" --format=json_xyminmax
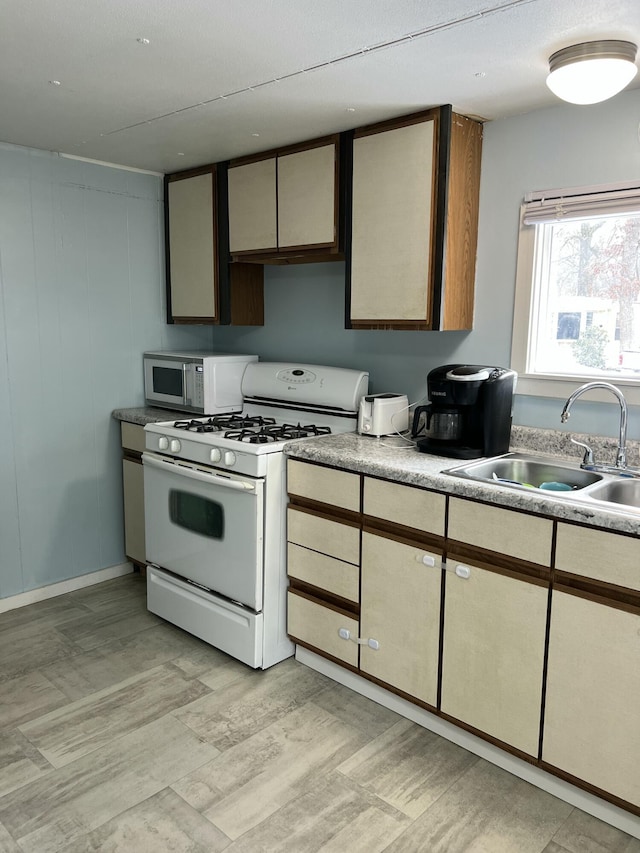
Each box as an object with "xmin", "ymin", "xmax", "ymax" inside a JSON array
[{"xmin": 142, "ymin": 452, "xmax": 257, "ymax": 492}]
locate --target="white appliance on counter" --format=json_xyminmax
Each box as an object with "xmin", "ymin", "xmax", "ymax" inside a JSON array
[
  {"xmin": 143, "ymin": 361, "xmax": 369, "ymax": 669},
  {"xmin": 143, "ymin": 350, "xmax": 258, "ymax": 414},
  {"xmin": 358, "ymin": 392, "xmax": 409, "ymax": 436}
]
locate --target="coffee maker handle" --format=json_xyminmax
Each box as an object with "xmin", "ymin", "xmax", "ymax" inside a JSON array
[{"xmin": 411, "ymin": 405, "xmax": 431, "ymax": 437}]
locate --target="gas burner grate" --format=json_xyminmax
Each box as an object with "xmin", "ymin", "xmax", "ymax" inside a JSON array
[
  {"xmin": 173, "ymin": 415, "xmax": 277, "ymax": 433},
  {"xmin": 279, "ymin": 423, "xmax": 332, "ymax": 439},
  {"xmin": 224, "ymin": 428, "xmax": 279, "ymax": 444}
]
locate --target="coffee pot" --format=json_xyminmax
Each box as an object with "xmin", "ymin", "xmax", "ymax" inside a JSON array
[{"xmin": 412, "ymin": 364, "xmax": 517, "ymax": 459}]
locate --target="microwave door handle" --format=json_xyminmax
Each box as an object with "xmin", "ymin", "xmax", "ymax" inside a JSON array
[
  {"xmin": 182, "ymin": 363, "xmax": 191, "ymax": 406},
  {"xmin": 142, "ymin": 453, "xmax": 257, "ymax": 492}
]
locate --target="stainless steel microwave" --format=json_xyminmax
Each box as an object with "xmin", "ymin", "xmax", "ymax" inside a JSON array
[{"xmin": 143, "ymin": 351, "xmax": 258, "ymax": 415}]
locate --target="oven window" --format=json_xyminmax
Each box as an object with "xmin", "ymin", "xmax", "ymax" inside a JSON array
[
  {"xmin": 153, "ymin": 366, "xmax": 183, "ymax": 397},
  {"xmin": 169, "ymin": 490, "xmax": 224, "ymax": 539}
]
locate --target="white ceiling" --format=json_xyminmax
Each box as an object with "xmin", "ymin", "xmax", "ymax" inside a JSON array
[{"xmin": 2, "ymin": 0, "xmax": 639, "ymax": 174}]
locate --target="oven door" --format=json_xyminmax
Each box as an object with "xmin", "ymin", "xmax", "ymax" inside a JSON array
[{"xmin": 142, "ymin": 452, "xmax": 264, "ymax": 610}]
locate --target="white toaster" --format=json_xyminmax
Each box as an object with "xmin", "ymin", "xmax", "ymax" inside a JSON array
[{"xmin": 358, "ymin": 393, "xmax": 409, "ymax": 436}]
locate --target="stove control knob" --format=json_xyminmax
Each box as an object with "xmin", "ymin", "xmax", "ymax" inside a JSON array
[
  {"xmin": 158, "ymin": 436, "xmax": 169, "ymax": 451},
  {"xmin": 210, "ymin": 448, "xmax": 222, "ymax": 463},
  {"xmin": 224, "ymin": 450, "xmax": 236, "ymax": 466},
  {"xmin": 169, "ymin": 439, "xmax": 181, "ymax": 453}
]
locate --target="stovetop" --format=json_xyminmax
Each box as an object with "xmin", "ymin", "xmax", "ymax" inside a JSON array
[
  {"xmin": 144, "ymin": 406, "xmax": 357, "ymax": 477},
  {"xmin": 172, "ymin": 414, "xmax": 331, "ymax": 444}
]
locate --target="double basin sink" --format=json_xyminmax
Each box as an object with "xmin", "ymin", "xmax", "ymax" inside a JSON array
[{"xmin": 445, "ymin": 451, "xmax": 640, "ymax": 512}]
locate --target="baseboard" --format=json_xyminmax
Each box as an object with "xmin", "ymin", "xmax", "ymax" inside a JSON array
[
  {"xmin": 0, "ymin": 562, "xmax": 135, "ymax": 614},
  {"xmin": 296, "ymin": 646, "xmax": 640, "ymax": 840}
]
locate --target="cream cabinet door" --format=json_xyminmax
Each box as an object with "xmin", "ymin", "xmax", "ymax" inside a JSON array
[
  {"xmin": 543, "ymin": 591, "xmax": 640, "ymax": 808},
  {"xmin": 122, "ymin": 458, "xmax": 145, "ymax": 566},
  {"xmin": 359, "ymin": 532, "xmax": 442, "ymax": 706},
  {"xmin": 278, "ymin": 144, "xmax": 336, "ymax": 249},
  {"xmin": 441, "ymin": 559, "xmax": 548, "ymax": 756},
  {"xmin": 168, "ymin": 172, "xmax": 216, "ymax": 319},
  {"xmin": 350, "ymin": 119, "xmax": 435, "ymax": 322},
  {"xmin": 228, "ymin": 158, "xmax": 277, "ymax": 253}
]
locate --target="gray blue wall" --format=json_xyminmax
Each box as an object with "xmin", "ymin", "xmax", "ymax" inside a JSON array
[
  {"xmin": 0, "ymin": 145, "xmax": 210, "ymax": 599},
  {"xmin": 1, "ymin": 86, "xmax": 639, "ymax": 599}
]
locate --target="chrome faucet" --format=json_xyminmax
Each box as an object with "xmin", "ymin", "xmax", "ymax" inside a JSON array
[{"xmin": 560, "ymin": 382, "xmax": 628, "ymax": 470}]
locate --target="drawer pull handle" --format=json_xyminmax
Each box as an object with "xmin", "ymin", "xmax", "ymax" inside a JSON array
[
  {"xmin": 338, "ymin": 628, "xmax": 380, "ymax": 649},
  {"xmin": 455, "ymin": 564, "xmax": 471, "ymax": 579}
]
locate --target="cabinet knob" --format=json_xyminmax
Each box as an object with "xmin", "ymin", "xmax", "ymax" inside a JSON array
[
  {"xmin": 455, "ymin": 564, "xmax": 471, "ymax": 579},
  {"xmin": 421, "ymin": 554, "xmax": 436, "ymax": 567}
]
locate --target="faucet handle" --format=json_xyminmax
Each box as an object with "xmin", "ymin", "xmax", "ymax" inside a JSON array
[{"xmin": 570, "ymin": 437, "xmax": 595, "ymax": 466}]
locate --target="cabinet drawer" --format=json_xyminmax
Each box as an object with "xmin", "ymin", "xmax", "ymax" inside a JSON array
[
  {"xmin": 287, "ymin": 460, "xmax": 360, "ymax": 512},
  {"xmin": 287, "ymin": 507, "xmax": 360, "ymax": 565},
  {"xmin": 448, "ymin": 497, "xmax": 553, "ymax": 566},
  {"xmin": 121, "ymin": 422, "xmax": 146, "ymax": 454},
  {"xmin": 555, "ymin": 523, "xmax": 640, "ymax": 591},
  {"xmin": 287, "ymin": 542, "xmax": 359, "ymax": 603},
  {"xmin": 287, "ymin": 590, "xmax": 359, "ymax": 666},
  {"xmin": 364, "ymin": 477, "xmax": 445, "ymax": 536}
]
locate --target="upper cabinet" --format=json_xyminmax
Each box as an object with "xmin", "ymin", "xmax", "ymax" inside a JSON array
[
  {"xmin": 227, "ymin": 136, "xmax": 342, "ymax": 263},
  {"xmin": 347, "ymin": 106, "xmax": 483, "ymax": 331},
  {"xmin": 165, "ymin": 165, "xmax": 264, "ymax": 325}
]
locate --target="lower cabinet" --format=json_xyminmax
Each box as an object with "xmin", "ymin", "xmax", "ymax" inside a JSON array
[
  {"xmin": 120, "ymin": 422, "xmax": 146, "ymax": 568},
  {"xmin": 285, "ymin": 457, "xmax": 640, "ymax": 820},
  {"xmin": 360, "ymin": 531, "xmax": 441, "ymax": 706},
  {"xmin": 440, "ymin": 558, "xmax": 548, "ymax": 757},
  {"xmin": 542, "ymin": 589, "xmax": 640, "ymax": 808}
]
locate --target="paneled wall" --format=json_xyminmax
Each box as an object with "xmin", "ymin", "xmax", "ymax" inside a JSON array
[{"xmin": 0, "ymin": 143, "xmax": 212, "ymax": 599}]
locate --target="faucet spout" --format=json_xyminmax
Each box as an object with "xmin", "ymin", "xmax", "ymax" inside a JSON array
[{"xmin": 560, "ymin": 382, "xmax": 628, "ymax": 469}]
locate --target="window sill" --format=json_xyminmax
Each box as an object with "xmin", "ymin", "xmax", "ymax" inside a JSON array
[{"xmin": 515, "ymin": 373, "xmax": 640, "ymax": 406}]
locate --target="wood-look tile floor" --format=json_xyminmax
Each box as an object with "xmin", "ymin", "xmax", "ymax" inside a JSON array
[{"xmin": 1, "ymin": 573, "xmax": 639, "ymax": 853}]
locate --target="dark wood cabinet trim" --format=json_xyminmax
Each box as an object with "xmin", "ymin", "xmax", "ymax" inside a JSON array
[
  {"xmin": 287, "ymin": 577, "xmax": 359, "ymax": 615},
  {"xmin": 288, "ymin": 585, "xmax": 358, "ymax": 619},
  {"xmin": 288, "ymin": 637, "xmax": 361, "ymax": 675},
  {"xmin": 229, "ymin": 134, "xmax": 341, "ymax": 167},
  {"xmin": 539, "ymin": 761, "xmax": 640, "ymax": 818},
  {"xmin": 362, "ymin": 520, "xmax": 444, "ymax": 553},
  {"xmin": 352, "ymin": 107, "xmax": 441, "ymax": 139},
  {"xmin": 446, "ymin": 545, "xmax": 550, "ymax": 584},
  {"xmin": 287, "ymin": 502, "xmax": 361, "ymax": 530},
  {"xmin": 552, "ymin": 578, "xmax": 640, "ymax": 614}
]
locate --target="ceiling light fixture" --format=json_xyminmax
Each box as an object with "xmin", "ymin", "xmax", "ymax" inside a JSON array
[{"xmin": 546, "ymin": 40, "xmax": 638, "ymax": 105}]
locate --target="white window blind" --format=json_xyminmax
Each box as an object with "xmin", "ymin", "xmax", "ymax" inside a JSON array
[{"xmin": 522, "ymin": 180, "xmax": 640, "ymax": 224}]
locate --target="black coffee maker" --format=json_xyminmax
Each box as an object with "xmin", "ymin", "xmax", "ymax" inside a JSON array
[{"xmin": 412, "ymin": 364, "xmax": 517, "ymax": 459}]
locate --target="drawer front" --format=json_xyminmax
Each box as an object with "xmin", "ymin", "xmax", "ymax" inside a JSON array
[
  {"xmin": 287, "ymin": 507, "xmax": 360, "ymax": 565},
  {"xmin": 364, "ymin": 477, "xmax": 445, "ymax": 536},
  {"xmin": 287, "ymin": 542, "xmax": 359, "ymax": 603},
  {"xmin": 448, "ymin": 497, "xmax": 553, "ymax": 566},
  {"xmin": 121, "ymin": 422, "xmax": 146, "ymax": 454},
  {"xmin": 287, "ymin": 459, "xmax": 360, "ymax": 512},
  {"xmin": 555, "ymin": 523, "xmax": 640, "ymax": 591},
  {"xmin": 287, "ymin": 591, "xmax": 359, "ymax": 666}
]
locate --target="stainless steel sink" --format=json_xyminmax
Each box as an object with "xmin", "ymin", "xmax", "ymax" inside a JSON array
[
  {"xmin": 584, "ymin": 478, "xmax": 640, "ymax": 508},
  {"xmin": 444, "ymin": 452, "xmax": 603, "ymax": 491}
]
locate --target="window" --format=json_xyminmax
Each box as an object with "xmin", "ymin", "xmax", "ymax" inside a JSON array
[{"xmin": 512, "ymin": 181, "xmax": 640, "ymax": 402}]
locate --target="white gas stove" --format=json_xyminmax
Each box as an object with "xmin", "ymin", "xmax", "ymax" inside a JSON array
[{"xmin": 142, "ymin": 362, "xmax": 369, "ymax": 669}]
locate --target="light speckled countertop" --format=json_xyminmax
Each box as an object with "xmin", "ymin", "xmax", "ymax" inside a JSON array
[
  {"xmin": 112, "ymin": 406, "xmax": 187, "ymax": 425},
  {"xmin": 284, "ymin": 427, "xmax": 640, "ymax": 536}
]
